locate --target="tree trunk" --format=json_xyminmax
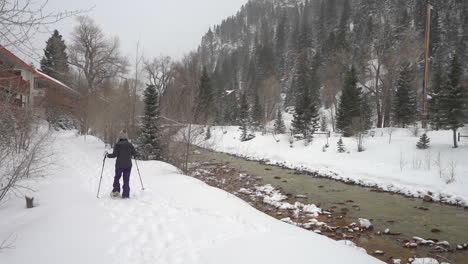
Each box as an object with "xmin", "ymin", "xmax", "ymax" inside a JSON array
[
  {"xmin": 25, "ymin": 196, "xmax": 34, "ymax": 208},
  {"xmin": 375, "ymin": 64, "xmax": 383, "ymax": 128},
  {"xmin": 329, "ymin": 107, "xmax": 336, "ymax": 132},
  {"xmin": 453, "ymin": 129, "xmax": 458, "ymax": 148}
]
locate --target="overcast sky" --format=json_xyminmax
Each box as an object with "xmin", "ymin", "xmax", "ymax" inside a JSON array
[{"xmin": 34, "ymin": 0, "xmax": 249, "ymax": 62}]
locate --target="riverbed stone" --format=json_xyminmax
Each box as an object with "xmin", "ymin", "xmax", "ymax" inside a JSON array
[
  {"xmin": 423, "ymin": 195, "xmax": 432, "ymax": 202},
  {"xmin": 373, "ymin": 250, "xmax": 385, "ymax": 256},
  {"xmin": 404, "ymin": 242, "xmax": 418, "ymax": 248},
  {"xmin": 415, "ymin": 206, "xmax": 429, "ymax": 211}
]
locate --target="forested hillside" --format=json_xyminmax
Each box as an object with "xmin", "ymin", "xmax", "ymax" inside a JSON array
[{"xmin": 173, "ymin": 0, "xmax": 468, "ymax": 131}]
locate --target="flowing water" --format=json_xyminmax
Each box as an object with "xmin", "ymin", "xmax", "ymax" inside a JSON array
[{"xmin": 192, "ymin": 148, "xmax": 468, "ymax": 263}]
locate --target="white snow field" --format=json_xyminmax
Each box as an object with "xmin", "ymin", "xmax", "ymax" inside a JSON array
[
  {"xmin": 193, "ymin": 121, "xmax": 468, "ymax": 205},
  {"xmin": 0, "ymin": 130, "xmax": 381, "ymax": 264}
]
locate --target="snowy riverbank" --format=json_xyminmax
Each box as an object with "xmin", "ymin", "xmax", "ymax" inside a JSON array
[
  {"xmin": 192, "ymin": 122, "xmax": 468, "ymax": 206},
  {"xmin": 0, "ymin": 130, "xmax": 381, "ymax": 264}
]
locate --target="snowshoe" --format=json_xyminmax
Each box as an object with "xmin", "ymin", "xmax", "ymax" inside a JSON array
[{"xmin": 110, "ymin": 192, "xmax": 120, "ymax": 199}]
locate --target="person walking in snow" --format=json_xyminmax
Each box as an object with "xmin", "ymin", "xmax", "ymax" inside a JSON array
[{"xmin": 106, "ymin": 130, "xmax": 137, "ymax": 199}]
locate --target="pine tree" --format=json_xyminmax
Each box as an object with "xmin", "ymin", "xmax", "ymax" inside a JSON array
[
  {"xmin": 416, "ymin": 133, "xmax": 430, "ymax": 149},
  {"xmin": 40, "ymin": 30, "xmax": 69, "ymax": 83},
  {"xmin": 360, "ymin": 95, "xmax": 373, "ymax": 131},
  {"xmin": 392, "ymin": 64, "xmax": 417, "ymax": 128},
  {"xmin": 194, "ymin": 67, "xmax": 214, "ymax": 124},
  {"xmin": 223, "ymin": 92, "xmax": 239, "ymax": 125},
  {"xmin": 428, "ymin": 64, "xmax": 447, "ymax": 130},
  {"xmin": 298, "ymin": 1, "xmax": 312, "ymax": 52},
  {"xmin": 335, "ymin": 0, "xmax": 350, "ymax": 51},
  {"xmin": 320, "ymin": 116, "xmax": 328, "ymax": 132},
  {"xmin": 337, "ymin": 137, "xmax": 346, "ymax": 153},
  {"xmin": 309, "ymin": 101, "xmax": 320, "ymax": 140},
  {"xmin": 205, "ymin": 126, "xmax": 212, "ymax": 140},
  {"xmin": 239, "ymin": 93, "xmax": 253, "ymax": 141},
  {"xmin": 336, "ymin": 67, "xmax": 365, "ymax": 136},
  {"xmin": 275, "ymin": 12, "xmax": 287, "ymax": 76},
  {"xmin": 442, "ymin": 55, "xmax": 466, "ymax": 148},
  {"xmin": 251, "ymin": 94, "xmax": 264, "ymax": 130},
  {"xmin": 138, "ymin": 85, "xmax": 162, "ymax": 160},
  {"xmin": 291, "ymin": 55, "xmax": 312, "ymax": 139},
  {"xmin": 274, "ymin": 108, "xmax": 286, "ymax": 134}
]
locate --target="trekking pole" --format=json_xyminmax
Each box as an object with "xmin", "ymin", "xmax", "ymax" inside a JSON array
[
  {"xmin": 134, "ymin": 158, "xmax": 145, "ymax": 190},
  {"xmin": 97, "ymin": 153, "xmax": 107, "ymax": 198}
]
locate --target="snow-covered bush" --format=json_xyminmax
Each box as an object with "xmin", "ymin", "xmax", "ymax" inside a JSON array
[
  {"xmin": 337, "ymin": 137, "xmax": 346, "ymax": 153},
  {"xmin": 416, "ymin": 133, "xmax": 430, "ymax": 149},
  {"xmin": 0, "ymin": 105, "xmax": 52, "ymax": 204}
]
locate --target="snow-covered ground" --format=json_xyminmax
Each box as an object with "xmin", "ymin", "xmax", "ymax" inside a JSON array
[
  {"xmin": 0, "ymin": 130, "xmax": 381, "ymax": 264},
  {"xmin": 192, "ymin": 115, "xmax": 468, "ymax": 205}
]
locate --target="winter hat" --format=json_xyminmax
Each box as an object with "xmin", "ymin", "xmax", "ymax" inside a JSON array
[{"xmin": 118, "ymin": 130, "xmax": 128, "ymax": 140}]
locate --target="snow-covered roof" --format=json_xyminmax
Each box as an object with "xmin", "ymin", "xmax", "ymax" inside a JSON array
[
  {"xmin": 35, "ymin": 70, "xmax": 80, "ymax": 96},
  {"xmin": 0, "ymin": 46, "xmax": 80, "ymax": 97}
]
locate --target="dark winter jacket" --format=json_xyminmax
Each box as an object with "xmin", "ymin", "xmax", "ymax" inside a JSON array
[{"xmin": 107, "ymin": 139, "xmax": 137, "ymax": 169}]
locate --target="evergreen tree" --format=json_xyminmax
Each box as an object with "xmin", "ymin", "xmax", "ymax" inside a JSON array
[
  {"xmin": 335, "ymin": 0, "xmax": 350, "ymax": 51},
  {"xmin": 309, "ymin": 101, "xmax": 321, "ymax": 139},
  {"xmin": 274, "ymin": 108, "xmax": 286, "ymax": 134},
  {"xmin": 392, "ymin": 64, "xmax": 417, "ymax": 128},
  {"xmin": 428, "ymin": 64, "xmax": 447, "ymax": 130},
  {"xmin": 336, "ymin": 67, "xmax": 366, "ymax": 136},
  {"xmin": 138, "ymin": 85, "xmax": 162, "ymax": 160},
  {"xmin": 40, "ymin": 30, "xmax": 69, "ymax": 83},
  {"xmin": 360, "ymin": 95, "xmax": 373, "ymax": 131},
  {"xmin": 239, "ymin": 93, "xmax": 253, "ymax": 141},
  {"xmin": 275, "ymin": 12, "xmax": 288, "ymax": 76},
  {"xmin": 194, "ymin": 67, "xmax": 214, "ymax": 124},
  {"xmin": 223, "ymin": 92, "xmax": 239, "ymax": 125},
  {"xmin": 416, "ymin": 133, "xmax": 430, "ymax": 149},
  {"xmin": 255, "ymin": 43, "xmax": 275, "ymax": 88},
  {"xmin": 291, "ymin": 55, "xmax": 319, "ymax": 140},
  {"xmin": 205, "ymin": 126, "xmax": 212, "ymax": 140},
  {"xmin": 337, "ymin": 137, "xmax": 346, "ymax": 153},
  {"xmin": 442, "ymin": 55, "xmax": 466, "ymax": 148},
  {"xmin": 320, "ymin": 116, "xmax": 328, "ymax": 132},
  {"xmin": 251, "ymin": 94, "xmax": 264, "ymax": 130},
  {"xmin": 298, "ymin": 1, "xmax": 312, "ymax": 52}
]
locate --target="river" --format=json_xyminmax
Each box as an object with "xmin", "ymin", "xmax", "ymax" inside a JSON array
[{"xmin": 190, "ymin": 147, "xmax": 468, "ymax": 263}]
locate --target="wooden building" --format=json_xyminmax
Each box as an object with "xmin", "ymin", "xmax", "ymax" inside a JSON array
[{"xmin": 0, "ymin": 47, "xmax": 80, "ymax": 118}]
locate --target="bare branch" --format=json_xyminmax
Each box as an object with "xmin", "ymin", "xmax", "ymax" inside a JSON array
[{"xmin": 0, "ymin": 233, "xmax": 17, "ymax": 250}]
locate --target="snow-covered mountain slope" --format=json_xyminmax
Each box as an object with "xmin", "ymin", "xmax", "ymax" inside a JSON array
[
  {"xmin": 0, "ymin": 130, "xmax": 381, "ymax": 264},
  {"xmin": 193, "ymin": 125, "xmax": 468, "ymax": 206}
]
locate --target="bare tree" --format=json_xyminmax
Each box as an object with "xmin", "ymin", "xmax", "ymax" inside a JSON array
[
  {"xmin": 0, "ymin": 99, "xmax": 52, "ymax": 204},
  {"xmin": 144, "ymin": 55, "xmax": 174, "ymax": 102},
  {"xmin": 128, "ymin": 41, "xmax": 144, "ymax": 139},
  {"xmin": 350, "ymin": 117, "xmax": 367, "ymax": 152},
  {"xmin": 68, "ymin": 16, "xmax": 128, "ymax": 136},
  {"xmin": 320, "ymin": 50, "xmax": 351, "ymax": 132},
  {"xmin": 160, "ymin": 52, "xmax": 201, "ymax": 122},
  {"xmin": 0, "ymin": 0, "xmax": 85, "ymax": 60},
  {"xmin": 257, "ymin": 76, "xmax": 282, "ymax": 124}
]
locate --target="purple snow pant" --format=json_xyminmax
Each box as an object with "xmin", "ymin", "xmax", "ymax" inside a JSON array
[{"xmin": 113, "ymin": 168, "xmax": 131, "ymax": 198}]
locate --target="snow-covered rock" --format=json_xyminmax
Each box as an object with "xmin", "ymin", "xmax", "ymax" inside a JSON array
[
  {"xmin": 411, "ymin": 258, "xmax": 439, "ymax": 264},
  {"xmin": 358, "ymin": 218, "xmax": 373, "ymax": 229}
]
